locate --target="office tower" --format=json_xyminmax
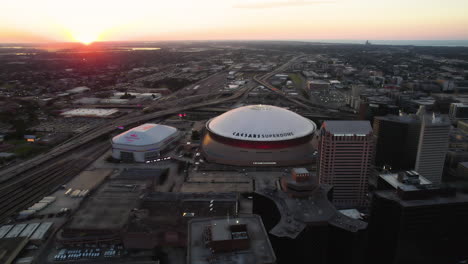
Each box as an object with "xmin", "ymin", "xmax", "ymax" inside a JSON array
[
  {"xmin": 415, "ymin": 114, "xmax": 450, "ymax": 184},
  {"xmin": 373, "ymin": 115, "xmax": 421, "ymax": 170},
  {"xmin": 318, "ymin": 121, "xmax": 374, "ymax": 208},
  {"xmin": 367, "ymin": 175, "xmax": 468, "ymax": 264}
]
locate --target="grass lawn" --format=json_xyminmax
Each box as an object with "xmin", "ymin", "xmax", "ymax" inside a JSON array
[
  {"xmin": 288, "ymin": 73, "xmax": 304, "ymax": 87},
  {"xmin": 4, "ymin": 139, "xmax": 49, "ymax": 158}
]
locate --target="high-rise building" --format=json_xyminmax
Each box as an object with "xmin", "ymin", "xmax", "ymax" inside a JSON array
[
  {"xmin": 318, "ymin": 121, "xmax": 374, "ymax": 208},
  {"xmin": 415, "ymin": 114, "xmax": 450, "ymax": 184},
  {"xmin": 373, "ymin": 115, "xmax": 421, "ymax": 170},
  {"xmin": 374, "ymin": 113, "xmax": 451, "ymax": 183},
  {"xmin": 368, "ymin": 173, "xmax": 468, "ymax": 264}
]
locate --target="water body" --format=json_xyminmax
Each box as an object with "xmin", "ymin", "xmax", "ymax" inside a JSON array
[
  {"xmin": 301, "ymin": 39, "xmax": 468, "ymax": 47},
  {"xmin": 129, "ymin": 47, "xmax": 161, "ymax": 51}
]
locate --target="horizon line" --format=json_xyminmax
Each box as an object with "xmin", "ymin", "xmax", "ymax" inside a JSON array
[{"xmin": 1, "ymin": 39, "xmax": 468, "ymax": 47}]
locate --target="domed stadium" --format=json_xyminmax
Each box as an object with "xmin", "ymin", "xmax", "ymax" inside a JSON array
[
  {"xmin": 202, "ymin": 105, "xmax": 317, "ymax": 166},
  {"xmin": 112, "ymin": 123, "xmax": 180, "ymax": 162}
]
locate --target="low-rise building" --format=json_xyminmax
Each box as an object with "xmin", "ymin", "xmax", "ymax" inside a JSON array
[{"xmin": 187, "ymin": 215, "xmax": 276, "ymax": 264}]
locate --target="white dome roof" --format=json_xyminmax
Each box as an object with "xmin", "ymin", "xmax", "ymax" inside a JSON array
[
  {"xmin": 207, "ymin": 105, "xmax": 316, "ymax": 142},
  {"xmin": 112, "ymin": 123, "xmax": 177, "ymax": 146}
]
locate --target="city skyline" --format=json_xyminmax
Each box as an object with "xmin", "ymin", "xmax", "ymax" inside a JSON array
[{"xmin": 1, "ymin": 0, "xmax": 468, "ymax": 44}]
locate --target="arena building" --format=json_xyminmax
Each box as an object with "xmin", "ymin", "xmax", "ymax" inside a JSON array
[
  {"xmin": 202, "ymin": 105, "xmax": 317, "ymax": 166},
  {"xmin": 111, "ymin": 123, "xmax": 180, "ymax": 162}
]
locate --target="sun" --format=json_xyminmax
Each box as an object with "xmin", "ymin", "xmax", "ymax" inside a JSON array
[{"xmin": 70, "ymin": 30, "xmax": 100, "ymax": 45}]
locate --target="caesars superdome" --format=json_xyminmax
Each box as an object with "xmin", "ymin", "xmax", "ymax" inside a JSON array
[{"xmin": 202, "ymin": 105, "xmax": 317, "ymax": 166}]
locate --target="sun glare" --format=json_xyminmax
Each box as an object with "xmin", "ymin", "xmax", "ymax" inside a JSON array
[{"xmin": 71, "ymin": 31, "xmax": 100, "ymax": 45}]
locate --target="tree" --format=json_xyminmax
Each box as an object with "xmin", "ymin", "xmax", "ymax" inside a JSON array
[
  {"xmin": 12, "ymin": 119, "xmax": 27, "ymax": 139},
  {"xmin": 191, "ymin": 130, "xmax": 200, "ymax": 141}
]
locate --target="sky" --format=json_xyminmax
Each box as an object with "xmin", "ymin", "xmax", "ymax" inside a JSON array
[{"xmin": 1, "ymin": 0, "xmax": 468, "ymax": 43}]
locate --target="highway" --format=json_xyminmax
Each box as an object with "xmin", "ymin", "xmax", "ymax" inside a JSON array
[
  {"xmin": 0, "ymin": 55, "xmax": 353, "ymax": 223},
  {"xmin": 0, "ymin": 63, "xmax": 266, "ymax": 223},
  {"xmin": 253, "ymin": 55, "xmax": 356, "ymax": 119}
]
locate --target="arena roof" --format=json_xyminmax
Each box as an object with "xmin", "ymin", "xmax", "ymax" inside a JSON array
[
  {"xmin": 207, "ymin": 105, "xmax": 316, "ymax": 142},
  {"xmin": 112, "ymin": 123, "xmax": 177, "ymax": 146}
]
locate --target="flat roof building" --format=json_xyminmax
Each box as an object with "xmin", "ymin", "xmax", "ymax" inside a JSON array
[
  {"xmin": 187, "ymin": 215, "xmax": 276, "ymax": 264},
  {"xmin": 124, "ymin": 192, "xmax": 239, "ymax": 249},
  {"xmin": 61, "ymin": 108, "xmax": 119, "ymax": 118}
]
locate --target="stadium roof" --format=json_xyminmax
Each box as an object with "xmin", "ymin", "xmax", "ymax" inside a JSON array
[
  {"xmin": 207, "ymin": 105, "xmax": 316, "ymax": 142},
  {"xmin": 112, "ymin": 123, "xmax": 177, "ymax": 146}
]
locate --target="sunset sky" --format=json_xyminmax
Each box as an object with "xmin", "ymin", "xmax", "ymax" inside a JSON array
[{"xmin": 1, "ymin": 0, "xmax": 468, "ymax": 43}]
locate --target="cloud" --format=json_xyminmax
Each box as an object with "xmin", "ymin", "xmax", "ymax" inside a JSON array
[{"xmin": 233, "ymin": 0, "xmax": 334, "ymax": 9}]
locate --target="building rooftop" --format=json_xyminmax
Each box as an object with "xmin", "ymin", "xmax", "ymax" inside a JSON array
[
  {"xmin": 112, "ymin": 123, "xmax": 178, "ymax": 146},
  {"xmin": 63, "ymin": 170, "xmax": 159, "ymax": 234},
  {"xmin": 292, "ymin": 168, "xmax": 309, "ymax": 174},
  {"xmin": 322, "ymin": 120, "xmax": 372, "ymax": 136},
  {"xmin": 187, "ymin": 215, "xmax": 276, "ymax": 264},
  {"xmin": 256, "ymin": 184, "xmax": 367, "ymax": 239},
  {"xmin": 66, "ymin": 86, "xmax": 90, "ymax": 94},
  {"xmin": 207, "ymin": 105, "xmax": 316, "ymax": 142},
  {"xmin": 143, "ymin": 192, "xmax": 238, "ymax": 203},
  {"xmin": 61, "ymin": 108, "xmax": 119, "ymax": 118},
  {"xmin": 0, "ymin": 237, "xmax": 28, "ymax": 264},
  {"xmin": 379, "ymin": 172, "xmax": 432, "ymax": 190},
  {"xmin": 123, "ymin": 192, "xmax": 239, "ymax": 249},
  {"xmin": 375, "ymin": 188, "xmax": 468, "ymax": 208},
  {"xmin": 374, "ymin": 114, "xmax": 421, "ymax": 124},
  {"xmin": 421, "ymin": 113, "xmax": 451, "ymax": 126}
]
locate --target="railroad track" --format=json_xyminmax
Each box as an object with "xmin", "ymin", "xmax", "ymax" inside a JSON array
[
  {"xmin": 0, "ymin": 84, "xmax": 255, "ymax": 223},
  {"xmin": 0, "ymin": 140, "xmax": 109, "ymax": 223},
  {"xmin": 0, "ymin": 57, "xmax": 310, "ymax": 223}
]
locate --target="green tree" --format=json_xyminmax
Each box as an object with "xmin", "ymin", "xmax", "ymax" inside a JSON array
[{"xmin": 191, "ymin": 130, "xmax": 200, "ymax": 141}]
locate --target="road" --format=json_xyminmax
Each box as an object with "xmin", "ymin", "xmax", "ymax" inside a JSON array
[
  {"xmin": 253, "ymin": 55, "xmax": 356, "ymax": 119},
  {"xmin": 0, "ymin": 64, "xmax": 268, "ymax": 222},
  {"xmin": 0, "ymin": 56, "xmax": 350, "ymax": 223}
]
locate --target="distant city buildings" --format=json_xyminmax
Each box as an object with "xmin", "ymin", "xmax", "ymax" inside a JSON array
[
  {"xmin": 1, "ymin": 41, "xmax": 468, "ymax": 263},
  {"xmin": 318, "ymin": 121, "xmax": 374, "ymax": 208}
]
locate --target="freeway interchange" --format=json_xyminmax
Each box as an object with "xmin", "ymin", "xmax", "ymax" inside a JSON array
[{"xmin": 0, "ymin": 55, "xmax": 355, "ymax": 223}]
